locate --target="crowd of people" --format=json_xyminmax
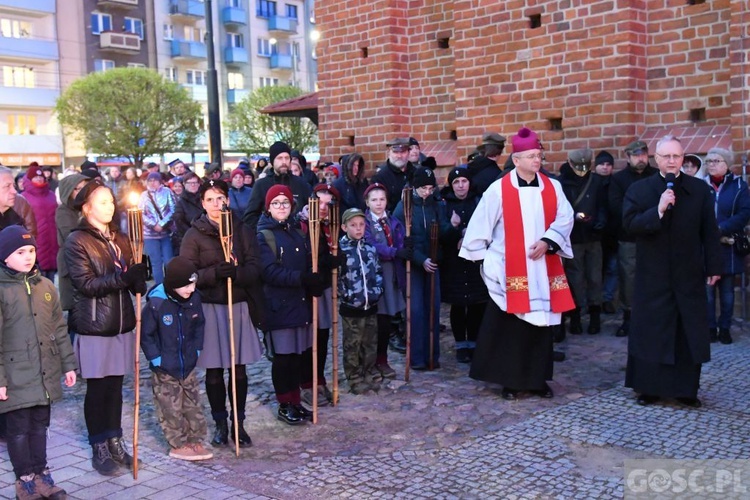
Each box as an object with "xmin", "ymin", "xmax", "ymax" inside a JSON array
[{"xmin": 0, "ymin": 129, "xmax": 745, "ymax": 498}]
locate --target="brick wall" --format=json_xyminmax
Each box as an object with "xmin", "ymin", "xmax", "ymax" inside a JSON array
[{"xmin": 317, "ymin": 0, "xmax": 750, "ymax": 173}]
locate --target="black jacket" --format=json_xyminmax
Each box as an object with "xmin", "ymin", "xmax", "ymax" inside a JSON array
[
  {"xmin": 173, "ymin": 191, "xmax": 203, "ymax": 244},
  {"xmin": 558, "ymin": 163, "xmax": 607, "ymax": 244},
  {"xmin": 609, "ymin": 165, "xmax": 658, "ymax": 242},
  {"xmin": 467, "ymin": 156, "xmax": 502, "ymax": 196},
  {"xmin": 64, "ymin": 221, "xmax": 136, "ymax": 337},
  {"xmin": 371, "ymin": 161, "xmax": 415, "ymax": 213},
  {"xmin": 242, "ymin": 173, "xmax": 312, "ymax": 231}
]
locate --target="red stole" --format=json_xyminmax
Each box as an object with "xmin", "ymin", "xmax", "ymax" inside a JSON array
[{"xmin": 501, "ymin": 173, "xmax": 575, "ymax": 314}]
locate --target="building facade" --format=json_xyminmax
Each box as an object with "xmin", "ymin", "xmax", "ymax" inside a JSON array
[{"xmin": 315, "ymin": 0, "xmax": 750, "ymax": 174}]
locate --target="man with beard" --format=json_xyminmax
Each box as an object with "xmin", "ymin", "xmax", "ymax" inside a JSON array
[
  {"xmin": 608, "ymin": 141, "xmax": 658, "ymax": 337},
  {"xmin": 372, "ymin": 138, "xmax": 416, "ymax": 213},
  {"xmin": 164, "ymin": 158, "xmax": 188, "ymax": 182}
]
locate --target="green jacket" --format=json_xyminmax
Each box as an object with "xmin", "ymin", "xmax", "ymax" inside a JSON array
[{"xmin": 0, "ymin": 265, "xmax": 76, "ymax": 414}]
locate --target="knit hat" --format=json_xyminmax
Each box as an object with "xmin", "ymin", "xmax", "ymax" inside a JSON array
[
  {"xmin": 80, "ymin": 160, "xmax": 98, "ymax": 171},
  {"xmin": 164, "ymin": 256, "xmax": 198, "ymax": 294},
  {"xmin": 269, "ymin": 141, "xmax": 291, "ymax": 164},
  {"xmin": 448, "ymin": 167, "xmax": 470, "ymax": 185},
  {"xmin": 231, "ymin": 168, "xmax": 245, "ymax": 180},
  {"xmin": 0, "ymin": 225, "xmax": 36, "ymax": 262},
  {"xmin": 408, "ymin": 137, "xmax": 420, "ymax": 147},
  {"xmin": 73, "ymin": 178, "xmax": 111, "ymax": 211},
  {"xmin": 146, "ymin": 172, "xmax": 162, "ymax": 182},
  {"xmin": 341, "ymin": 208, "xmax": 366, "ymax": 225},
  {"xmin": 412, "ymin": 167, "xmax": 437, "ymax": 189},
  {"xmin": 595, "ymin": 150, "xmax": 615, "ymax": 166},
  {"xmin": 325, "ymin": 165, "xmax": 340, "ymax": 177},
  {"xmin": 199, "ymin": 179, "xmax": 228, "ymax": 199},
  {"xmin": 422, "ymin": 156, "xmax": 437, "ymax": 171},
  {"xmin": 313, "ymin": 183, "xmax": 341, "ymax": 200},
  {"xmin": 265, "ymin": 184, "xmax": 293, "ymax": 211},
  {"xmin": 81, "ymin": 168, "xmax": 101, "ymax": 179},
  {"xmin": 511, "ymin": 127, "xmax": 540, "ymax": 153},
  {"xmin": 363, "ymin": 182, "xmax": 387, "ymax": 200},
  {"xmin": 26, "ymin": 162, "xmax": 43, "ymax": 180}
]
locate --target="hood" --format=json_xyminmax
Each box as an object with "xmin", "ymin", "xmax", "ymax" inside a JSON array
[
  {"xmin": 21, "ymin": 176, "xmax": 50, "ymax": 196},
  {"xmin": 0, "ymin": 262, "xmax": 40, "ymax": 285},
  {"xmin": 467, "ymin": 156, "xmax": 498, "ymax": 177},
  {"xmin": 147, "ymin": 283, "xmax": 168, "ymax": 300},
  {"xmin": 60, "ymin": 174, "xmax": 88, "ymax": 208}
]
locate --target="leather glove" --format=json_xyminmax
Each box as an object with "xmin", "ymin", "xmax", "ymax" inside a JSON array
[
  {"xmin": 300, "ymin": 272, "xmax": 324, "ymax": 288},
  {"xmin": 323, "ymin": 253, "xmax": 345, "ymax": 269},
  {"xmin": 121, "ymin": 263, "xmax": 147, "ymax": 287},
  {"xmin": 395, "ymin": 247, "xmax": 412, "ymax": 260},
  {"xmin": 215, "ymin": 262, "xmax": 237, "ymax": 280},
  {"xmin": 131, "ymin": 278, "xmax": 147, "ymax": 296},
  {"xmin": 403, "ymin": 236, "xmax": 414, "ymax": 250}
]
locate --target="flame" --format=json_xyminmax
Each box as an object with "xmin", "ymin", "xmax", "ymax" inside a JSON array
[{"xmin": 127, "ymin": 191, "xmax": 140, "ymax": 207}]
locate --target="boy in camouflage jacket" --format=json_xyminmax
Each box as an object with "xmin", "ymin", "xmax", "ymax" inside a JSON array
[{"xmin": 338, "ymin": 209, "xmax": 384, "ymax": 394}]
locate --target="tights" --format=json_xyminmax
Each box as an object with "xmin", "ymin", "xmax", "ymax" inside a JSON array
[
  {"xmin": 301, "ymin": 328, "xmax": 329, "ymax": 388},
  {"xmin": 84, "ymin": 376, "xmax": 124, "ymax": 444},
  {"xmin": 272, "ymin": 352, "xmax": 304, "ymax": 404},
  {"xmin": 376, "ymin": 314, "xmax": 394, "ymax": 359},
  {"xmin": 205, "ymin": 365, "xmax": 248, "ymax": 422}
]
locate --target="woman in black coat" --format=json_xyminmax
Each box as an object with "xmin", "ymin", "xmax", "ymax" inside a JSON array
[
  {"xmin": 172, "ymin": 172, "xmax": 204, "ymax": 249},
  {"xmin": 179, "ymin": 179, "xmax": 262, "ymax": 447},
  {"xmin": 64, "ymin": 179, "xmax": 147, "ymax": 476},
  {"xmin": 439, "ymin": 169, "xmax": 489, "ymax": 363}
]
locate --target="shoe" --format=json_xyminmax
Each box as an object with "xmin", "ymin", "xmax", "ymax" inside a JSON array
[
  {"xmin": 568, "ymin": 308, "xmax": 583, "ymax": 334},
  {"xmin": 300, "ymin": 388, "xmax": 313, "ymax": 406},
  {"xmin": 91, "ymin": 442, "xmax": 119, "ymax": 476},
  {"xmin": 411, "ymin": 364, "xmax": 428, "ymax": 371},
  {"xmin": 211, "ymin": 420, "xmax": 229, "ymax": 446},
  {"xmin": 532, "ymin": 383, "xmax": 554, "ymax": 398},
  {"xmin": 602, "ymin": 301, "xmax": 616, "ymax": 314},
  {"xmin": 229, "ymin": 420, "xmax": 253, "ymax": 447},
  {"xmin": 376, "ymin": 362, "xmax": 397, "ymax": 379},
  {"xmin": 456, "ymin": 348, "xmax": 472, "ymax": 363},
  {"xmin": 34, "ymin": 469, "xmax": 66, "ymax": 499},
  {"xmin": 366, "ymin": 368, "xmax": 384, "ymax": 384},
  {"xmin": 349, "ymin": 381, "xmax": 373, "ymax": 395},
  {"xmin": 553, "ymin": 323, "xmax": 566, "ymax": 343},
  {"xmin": 709, "ymin": 328, "xmax": 719, "ymax": 343},
  {"xmin": 587, "ymin": 305, "xmax": 601, "ymax": 334},
  {"xmin": 501, "ymin": 388, "xmax": 518, "ymax": 401},
  {"xmin": 553, "ymin": 351, "xmax": 566, "ymax": 362},
  {"xmin": 388, "ymin": 335, "xmax": 407, "ymax": 354},
  {"xmin": 636, "ymin": 394, "xmax": 660, "ymax": 406},
  {"xmin": 616, "ymin": 311, "xmax": 630, "ymax": 337},
  {"xmin": 15, "ymin": 474, "xmax": 41, "ymax": 500},
  {"xmin": 107, "ymin": 437, "xmax": 135, "ymax": 470},
  {"xmin": 718, "ymin": 328, "xmax": 733, "ymax": 345},
  {"xmin": 189, "ymin": 443, "xmax": 214, "ymax": 460},
  {"xmin": 170, "ymin": 445, "xmax": 202, "ymax": 461},
  {"xmin": 319, "ymin": 385, "xmax": 334, "ymax": 405},
  {"xmin": 277, "ymin": 403, "xmax": 306, "ymax": 425},
  {"xmin": 293, "ymin": 404, "xmax": 314, "ymax": 421},
  {"xmin": 676, "ymin": 397, "xmax": 702, "ymax": 408}
]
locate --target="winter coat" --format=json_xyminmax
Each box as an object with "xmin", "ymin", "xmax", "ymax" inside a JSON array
[
  {"xmin": 179, "ymin": 214, "xmax": 264, "ymax": 326},
  {"xmin": 55, "ymin": 174, "xmax": 87, "ymax": 311},
  {"xmin": 623, "ymin": 173, "xmax": 723, "ymax": 366},
  {"xmin": 139, "ymin": 186, "xmax": 176, "ymax": 239},
  {"xmin": 20, "ymin": 180, "xmax": 58, "ymax": 271},
  {"xmin": 64, "ymin": 220, "xmax": 137, "ymax": 337},
  {"xmin": 332, "ymin": 162, "xmax": 369, "ymax": 214},
  {"xmin": 704, "ymin": 174, "xmax": 750, "ymax": 275},
  {"xmin": 256, "ymin": 213, "xmax": 312, "ymax": 330},
  {"xmin": 173, "ymin": 190, "xmax": 204, "ymax": 245},
  {"xmin": 141, "ymin": 284, "xmax": 205, "ymax": 380},
  {"xmin": 0, "ymin": 266, "xmax": 76, "ymax": 414},
  {"xmin": 467, "ymin": 156, "xmax": 502, "ymax": 197},
  {"xmin": 393, "ymin": 192, "xmax": 451, "ymax": 268},
  {"xmin": 609, "ymin": 165, "xmax": 658, "ymax": 242},
  {"xmin": 364, "ymin": 210, "xmax": 406, "ymax": 290},
  {"xmin": 10, "ymin": 195, "xmax": 37, "ymax": 238},
  {"xmin": 338, "ymin": 235, "xmax": 383, "ymax": 314},
  {"xmin": 557, "ymin": 164, "xmax": 608, "ymax": 244},
  {"xmin": 229, "ymin": 185, "xmax": 252, "ymax": 221},
  {"xmin": 371, "ymin": 160, "xmax": 416, "ymax": 213},
  {"xmin": 242, "ymin": 173, "xmax": 312, "ymax": 231},
  {"xmin": 439, "ymin": 189, "xmax": 489, "ymax": 305}
]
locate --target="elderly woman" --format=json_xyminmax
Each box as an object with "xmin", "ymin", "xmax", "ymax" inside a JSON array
[
  {"xmin": 703, "ymin": 148, "xmax": 750, "ymax": 345},
  {"xmin": 64, "ymin": 179, "xmax": 147, "ymax": 476},
  {"xmin": 179, "ymin": 179, "xmax": 263, "ymax": 447}
]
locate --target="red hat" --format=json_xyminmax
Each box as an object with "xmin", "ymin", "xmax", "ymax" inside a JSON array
[
  {"xmin": 230, "ymin": 168, "xmax": 245, "ymax": 180},
  {"xmin": 265, "ymin": 184, "xmax": 293, "ymax": 210},
  {"xmin": 363, "ymin": 182, "xmax": 388, "ymax": 200},
  {"xmin": 26, "ymin": 162, "xmax": 43, "ymax": 180},
  {"xmin": 325, "ymin": 165, "xmax": 340, "ymax": 177},
  {"xmin": 312, "ymin": 183, "xmax": 341, "ymax": 200},
  {"xmin": 511, "ymin": 127, "xmax": 541, "ymax": 154}
]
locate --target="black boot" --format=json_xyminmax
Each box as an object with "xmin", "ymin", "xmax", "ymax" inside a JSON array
[
  {"xmin": 588, "ymin": 305, "xmax": 601, "ymax": 334},
  {"xmin": 229, "ymin": 420, "xmax": 253, "ymax": 447},
  {"xmin": 709, "ymin": 328, "xmax": 719, "ymax": 343},
  {"xmin": 616, "ymin": 310, "xmax": 630, "ymax": 337},
  {"xmin": 211, "ymin": 420, "xmax": 229, "ymax": 446},
  {"xmin": 107, "ymin": 437, "xmax": 134, "ymax": 470},
  {"xmin": 553, "ymin": 322, "xmax": 566, "ymax": 343},
  {"xmin": 569, "ymin": 308, "xmax": 583, "ymax": 334},
  {"xmin": 718, "ymin": 328, "xmax": 733, "ymax": 345},
  {"xmin": 91, "ymin": 442, "xmax": 119, "ymax": 476}
]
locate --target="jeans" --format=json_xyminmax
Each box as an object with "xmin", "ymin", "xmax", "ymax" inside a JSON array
[
  {"xmin": 707, "ymin": 274, "xmax": 735, "ymax": 329},
  {"xmin": 5, "ymin": 405, "xmax": 51, "ymax": 479},
  {"xmin": 409, "ymin": 267, "xmax": 441, "ymax": 367},
  {"xmin": 144, "ymin": 237, "xmax": 173, "ymax": 284}
]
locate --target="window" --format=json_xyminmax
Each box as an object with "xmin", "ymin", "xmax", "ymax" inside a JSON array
[
  {"xmin": 163, "ymin": 23, "xmax": 174, "ymax": 40},
  {"xmin": 0, "ymin": 18, "xmax": 32, "ymax": 39},
  {"xmin": 259, "ymin": 77, "xmax": 278, "ymax": 87},
  {"xmin": 91, "ymin": 12, "xmax": 112, "ymax": 35},
  {"xmin": 227, "ymin": 0, "xmax": 241, "ymax": 6},
  {"xmin": 164, "ymin": 67, "xmax": 177, "ymax": 82},
  {"xmin": 7, "ymin": 114, "xmax": 37, "ymax": 135},
  {"xmin": 227, "ymin": 72, "xmax": 244, "ymax": 89},
  {"xmin": 2, "ymin": 66, "xmax": 34, "ymax": 88},
  {"xmin": 184, "ymin": 26, "xmax": 205, "ymax": 42},
  {"xmin": 292, "ymin": 41, "xmax": 300, "ymax": 61},
  {"xmin": 257, "ymin": 0, "xmax": 277, "ymax": 17},
  {"xmin": 127, "ymin": 63, "xmax": 146, "ymax": 68},
  {"xmin": 124, "ymin": 18, "xmax": 144, "ymax": 39},
  {"xmin": 186, "ymin": 69, "xmax": 206, "ymax": 85},
  {"xmin": 226, "ymin": 33, "xmax": 243, "ymax": 48},
  {"xmin": 94, "ymin": 59, "xmax": 115, "ymax": 72},
  {"xmin": 257, "ymin": 38, "xmax": 274, "ymax": 56},
  {"xmin": 285, "ymin": 4, "xmax": 297, "ymax": 19}
]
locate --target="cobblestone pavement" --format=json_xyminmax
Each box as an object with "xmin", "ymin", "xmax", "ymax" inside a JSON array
[{"xmin": 1, "ymin": 308, "xmax": 748, "ymax": 498}]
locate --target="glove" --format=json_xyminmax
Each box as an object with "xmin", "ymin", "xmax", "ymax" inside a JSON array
[
  {"xmin": 150, "ymin": 356, "xmax": 162, "ymax": 367},
  {"xmin": 300, "ymin": 272, "xmax": 324, "ymax": 288},
  {"xmin": 131, "ymin": 278, "xmax": 147, "ymax": 296},
  {"xmin": 215, "ymin": 262, "xmax": 237, "ymax": 280},
  {"xmin": 403, "ymin": 236, "xmax": 414, "ymax": 250},
  {"xmin": 395, "ymin": 247, "xmax": 412, "ymax": 260},
  {"xmin": 323, "ymin": 253, "xmax": 345, "ymax": 269},
  {"xmin": 121, "ymin": 263, "xmax": 147, "ymax": 287}
]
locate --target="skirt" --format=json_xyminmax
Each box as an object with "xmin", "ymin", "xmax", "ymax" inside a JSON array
[
  {"xmin": 377, "ymin": 261, "xmax": 406, "ymax": 316},
  {"xmin": 197, "ymin": 302, "xmax": 262, "ymax": 369},
  {"xmin": 317, "ymin": 287, "xmax": 333, "ymax": 330},
  {"xmin": 75, "ymin": 331, "xmax": 136, "ymax": 379},
  {"xmin": 269, "ymin": 326, "xmax": 313, "ymax": 355}
]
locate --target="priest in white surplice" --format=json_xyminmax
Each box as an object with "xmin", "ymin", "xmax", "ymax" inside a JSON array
[{"xmin": 459, "ymin": 127, "xmax": 576, "ymax": 400}]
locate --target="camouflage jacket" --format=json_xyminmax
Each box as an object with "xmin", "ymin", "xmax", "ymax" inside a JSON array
[{"xmin": 338, "ymin": 235, "xmax": 383, "ymax": 313}]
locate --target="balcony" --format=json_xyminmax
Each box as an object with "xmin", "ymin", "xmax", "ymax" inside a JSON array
[
  {"xmin": 169, "ymin": 0, "xmax": 204, "ymax": 19},
  {"xmin": 171, "ymin": 39, "xmax": 207, "ymax": 59},
  {"xmin": 0, "ymin": 0, "xmax": 55, "ymax": 14},
  {"xmin": 0, "ymin": 87, "xmax": 59, "ymax": 109},
  {"xmin": 269, "ymin": 54, "xmax": 293, "ymax": 70},
  {"xmin": 0, "ymin": 135, "xmax": 63, "ymax": 156},
  {"xmin": 226, "ymin": 88, "xmax": 249, "ymax": 104},
  {"xmin": 0, "ymin": 37, "xmax": 57, "ymax": 61},
  {"xmin": 222, "ymin": 6, "xmax": 246, "ymax": 26},
  {"xmin": 267, "ymin": 16, "xmax": 298, "ymax": 34},
  {"xmin": 97, "ymin": 0, "xmax": 138, "ymax": 8},
  {"xmin": 224, "ymin": 47, "xmax": 248, "ymax": 64},
  {"xmin": 182, "ymin": 84, "xmax": 207, "ymax": 101},
  {"xmin": 100, "ymin": 31, "xmax": 141, "ymax": 53}
]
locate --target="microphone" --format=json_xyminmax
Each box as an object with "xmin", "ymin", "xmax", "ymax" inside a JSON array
[{"xmin": 665, "ymin": 172, "xmax": 676, "ymax": 210}]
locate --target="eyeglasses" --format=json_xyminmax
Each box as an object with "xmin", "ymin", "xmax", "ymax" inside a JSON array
[
  {"xmin": 185, "ymin": 181, "xmax": 200, "ymax": 186},
  {"xmin": 705, "ymin": 159, "xmax": 726, "ymax": 165},
  {"xmin": 518, "ymin": 153, "xmax": 544, "ymax": 161},
  {"xmin": 270, "ymin": 200, "xmax": 291, "ymax": 208},
  {"xmin": 656, "ymin": 153, "xmax": 683, "ymax": 162}
]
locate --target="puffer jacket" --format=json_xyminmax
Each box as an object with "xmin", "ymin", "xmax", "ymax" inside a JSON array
[
  {"xmin": 20, "ymin": 178, "xmax": 58, "ymax": 272},
  {"xmin": 56, "ymin": 174, "xmax": 87, "ymax": 311},
  {"xmin": 706, "ymin": 173, "xmax": 750, "ymax": 275},
  {"xmin": 173, "ymin": 190, "xmax": 203, "ymax": 245},
  {"xmin": 393, "ymin": 191, "xmax": 451, "ymax": 267},
  {"xmin": 338, "ymin": 235, "xmax": 383, "ymax": 314},
  {"xmin": 229, "ymin": 185, "xmax": 252, "ymax": 221},
  {"xmin": 64, "ymin": 220, "xmax": 136, "ymax": 337},
  {"xmin": 141, "ymin": 284, "xmax": 205, "ymax": 380},
  {"xmin": 0, "ymin": 265, "xmax": 76, "ymax": 414},
  {"xmin": 139, "ymin": 186, "xmax": 176, "ymax": 239}
]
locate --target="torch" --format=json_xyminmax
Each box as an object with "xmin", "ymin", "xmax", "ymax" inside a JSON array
[
  {"xmin": 402, "ymin": 187, "xmax": 413, "ymax": 382},
  {"xmin": 126, "ymin": 191, "xmax": 143, "ymax": 480},
  {"xmin": 308, "ymin": 197, "xmax": 320, "ymax": 423},
  {"xmin": 329, "ymin": 199, "xmax": 340, "ymax": 406}
]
